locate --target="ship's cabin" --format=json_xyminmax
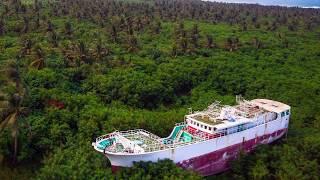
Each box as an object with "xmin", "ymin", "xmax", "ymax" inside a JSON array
[{"xmin": 183, "ymin": 98, "xmax": 290, "ymax": 138}]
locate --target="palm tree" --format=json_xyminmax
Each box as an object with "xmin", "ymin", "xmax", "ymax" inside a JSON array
[
  {"xmin": 29, "ymin": 45, "xmax": 45, "ymax": 70},
  {"xmin": 78, "ymin": 41, "xmax": 91, "ymax": 64},
  {"xmin": 191, "ymin": 24, "xmax": 200, "ymax": 48},
  {"xmin": 225, "ymin": 36, "xmax": 239, "ymax": 52},
  {"xmin": 93, "ymin": 40, "xmax": 109, "ymax": 61},
  {"xmin": 19, "ymin": 39, "xmax": 33, "ymax": 58},
  {"xmin": 127, "ymin": 35, "xmax": 138, "ymax": 52},
  {"xmin": 154, "ymin": 21, "xmax": 161, "ymax": 34},
  {"xmin": 64, "ymin": 21, "xmax": 73, "ymax": 37},
  {"xmin": 171, "ymin": 44, "xmax": 178, "ymax": 57},
  {"xmin": 47, "ymin": 20, "xmax": 54, "ymax": 32},
  {"xmin": 110, "ymin": 25, "xmax": 118, "ymax": 43},
  {"xmin": 0, "ymin": 60, "xmax": 27, "ymax": 163},
  {"xmin": 35, "ymin": 12, "xmax": 40, "ymax": 29},
  {"xmin": 252, "ymin": 37, "xmax": 262, "ymax": 49},
  {"xmin": 48, "ymin": 30, "xmax": 59, "ymax": 47},
  {"xmin": 34, "ymin": 0, "xmax": 40, "ymax": 13},
  {"xmin": 206, "ymin": 34, "xmax": 215, "ymax": 49},
  {"xmin": 62, "ymin": 42, "xmax": 92, "ymax": 67},
  {"xmin": 22, "ymin": 16, "xmax": 29, "ymax": 33},
  {"xmin": 0, "ymin": 19, "xmax": 5, "ymax": 36},
  {"xmin": 62, "ymin": 48, "xmax": 77, "ymax": 67},
  {"xmin": 179, "ymin": 37, "xmax": 188, "ymax": 53}
]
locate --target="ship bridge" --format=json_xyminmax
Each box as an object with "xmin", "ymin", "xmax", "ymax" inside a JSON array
[{"xmin": 185, "ymin": 96, "xmax": 290, "ymax": 134}]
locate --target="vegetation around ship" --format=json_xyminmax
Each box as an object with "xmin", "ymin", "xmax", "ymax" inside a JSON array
[{"xmin": 0, "ymin": 0, "xmax": 320, "ymax": 179}]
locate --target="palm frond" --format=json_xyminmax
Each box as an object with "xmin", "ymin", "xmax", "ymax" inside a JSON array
[
  {"xmin": 7, "ymin": 112, "xmax": 17, "ymax": 126},
  {"xmin": 0, "ymin": 115, "xmax": 10, "ymax": 132},
  {"xmin": 0, "ymin": 112, "xmax": 17, "ymax": 132},
  {"xmin": 29, "ymin": 59, "xmax": 44, "ymax": 69},
  {"xmin": 0, "ymin": 100, "xmax": 9, "ymax": 108}
]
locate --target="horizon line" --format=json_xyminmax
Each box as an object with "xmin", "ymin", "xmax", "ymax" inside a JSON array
[{"xmin": 202, "ymin": 0, "xmax": 320, "ymax": 9}]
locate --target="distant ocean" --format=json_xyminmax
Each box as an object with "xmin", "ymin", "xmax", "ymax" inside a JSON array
[{"xmin": 205, "ymin": 0, "xmax": 320, "ymax": 8}]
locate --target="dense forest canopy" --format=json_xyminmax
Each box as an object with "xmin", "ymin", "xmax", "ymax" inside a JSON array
[{"xmin": 0, "ymin": 0, "xmax": 320, "ymax": 179}]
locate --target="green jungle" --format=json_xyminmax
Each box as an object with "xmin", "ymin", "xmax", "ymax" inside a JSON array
[{"xmin": 0, "ymin": 0, "xmax": 320, "ymax": 179}]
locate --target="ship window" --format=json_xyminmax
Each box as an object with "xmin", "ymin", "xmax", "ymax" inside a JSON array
[
  {"xmin": 286, "ymin": 110, "xmax": 290, "ymax": 115},
  {"xmin": 281, "ymin": 112, "xmax": 285, "ymax": 117},
  {"xmin": 197, "ymin": 123, "xmax": 199, "ymax": 126},
  {"xmin": 204, "ymin": 126, "xmax": 207, "ymax": 129},
  {"xmin": 271, "ymin": 113, "xmax": 278, "ymax": 120},
  {"xmin": 209, "ymin": 127, "xmax": 212, "ymax": 131},
  {"xmin": 200, "ymin": 125, "xmax": 203, "ymax": 128}
]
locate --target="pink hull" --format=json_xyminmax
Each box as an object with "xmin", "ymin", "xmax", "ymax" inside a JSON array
[
  {"xmin": 111, "ymin": 128, "xmax": 287, "ymax": 176},
  {"xmin": 177, "ymin": 128, "xmax": 287, "ymax": 176}
]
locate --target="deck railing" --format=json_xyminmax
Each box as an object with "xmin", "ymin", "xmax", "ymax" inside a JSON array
[
  {"xmin": 95, "ymin": 123, "xmax": 228, "ymax": 154},
  {"xmin": 95, "ymin": 129, "xmax": 162, "ymax": 143}
]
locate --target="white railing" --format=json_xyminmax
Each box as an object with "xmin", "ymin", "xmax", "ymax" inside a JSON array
[
  {"xmin": 95, "ymin": 124, "xmax": 225, "ymax": 154},
  {"xmin": 99, "ymin": 130, "xmax": 221, "ymax": 154},
  {"xmin": 95, "ymin": 129, "xmax": 162, "ymax": 143},
  {"xmin": 175, "ymin": 122, "xmax": 187, "ymax": 126},
  {"xmin": 96, "ymin": 132, "xmax": 118, "ymax": 142}
]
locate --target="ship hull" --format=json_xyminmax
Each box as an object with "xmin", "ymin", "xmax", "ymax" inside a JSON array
[
  {"xmin": 177, "ymin": 128, "xmax": 287, "ymax": 176},
  {"xmin": 105, "ymin": 115, "xmax": 289, "ymax": 176}
]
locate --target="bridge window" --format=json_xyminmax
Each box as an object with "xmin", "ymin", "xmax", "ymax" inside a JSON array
[
  {"xmin": 271, "ymin": 113, "xmax": 278, "ymax": 120},
  {"xmin": 286, "ymin": 110, "xmax": 290, "ymax": 115}
]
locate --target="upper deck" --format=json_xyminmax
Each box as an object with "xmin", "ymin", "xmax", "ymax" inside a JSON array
[{"xmin": 186, "ymin": 96, "xmax": 290, "ymax": 133}]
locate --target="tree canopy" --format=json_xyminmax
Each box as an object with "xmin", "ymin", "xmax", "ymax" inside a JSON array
[{"xmin": 0, "ymin": 0, "xmax": 320, "ymax": 179}]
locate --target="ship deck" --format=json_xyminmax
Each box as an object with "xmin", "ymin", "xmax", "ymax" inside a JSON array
[
  {"xmin": 123, "ymin": 131, "xmax": 167, "ymax": 152},
  {"xmin": 94, "ymin": 123, "xmax": 223, "ymax": 154},
  {"xmin": 192, "ymin": 115, "xmax": 224, "ymax": 125}
]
